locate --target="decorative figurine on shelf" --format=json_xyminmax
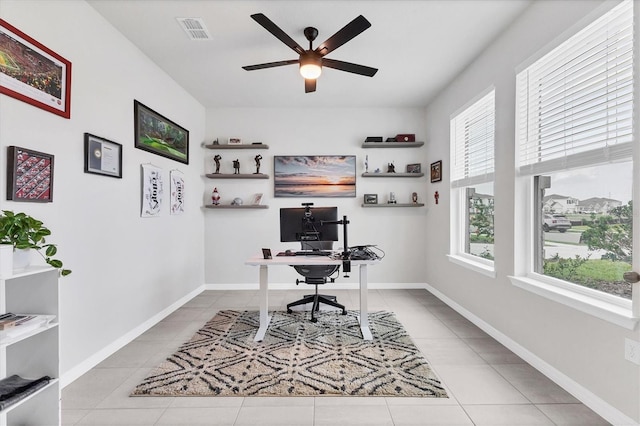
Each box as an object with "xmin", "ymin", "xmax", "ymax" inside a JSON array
[
  {"xmin": 254, "ymin": 154, "xmax": 263, "ymax": 174},
  {"xmin": 231, "ymin": 197, "xmax": 243, "ymax": 206},
  {"xmin": 374, "ymin": 168, "xmax": 381, "ymax": 173},
  {"xmin": 387, "ymin": 162, "xmax": 396, "ymax": 173},
  {"xmin": 212, "ymin": 138, "xmax": 219, "ymax": 145},
  {"xmin": 212, "ymin": 187, "xmax": 221, "ymax": 205},
  {"xmin": 213, "ymin": 155, "xmax": 222, "ymax": 174},
  {"xmin": 434, "ymin": 191, "xmax": 439, "ymax": 205},
  {"xmin": 364, "ymin": 155, "xmax": 369, "ymax": 173},
  {"xmin": 233, "ymin": 159, "xmax": 240, "ymax": 174},
  {"xmin": 388, "ymin": 192, "xmax": 397, "ymax": 204},
  {"xmin": 412, "ymin": 192, "xmax": 418, "ymax": 203}
]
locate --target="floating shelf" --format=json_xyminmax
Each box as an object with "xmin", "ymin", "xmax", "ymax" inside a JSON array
[
  {"xmin": 362, "ymin": 142, "xmax": 424, "ymax": 148},
  {"xmin": 205, "ymin": 173, "xmax": 269, "ymax": 179},
  {"xmin": 205, "ymin": 144, "xmax": 269, "ymax": 150},
  {"xmin": 205, "ymin": 204, "xmax": 268, "ymax": 209},
  {"xmin": 362, "ymin": 172, "xmax": 424, "ymax": 178},
  {"xmin": 362, "ymin": 203, "xmax": 425, "ymax": 208}
]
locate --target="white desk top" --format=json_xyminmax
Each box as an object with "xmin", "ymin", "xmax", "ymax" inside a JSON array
[{"xmin": 245, "ymin": 253, "xmax": 379, "ymax": 266}]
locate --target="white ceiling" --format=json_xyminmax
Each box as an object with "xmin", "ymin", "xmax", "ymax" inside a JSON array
[{"xmin": 87, "ymin": 0, "xmax": 531, "ymax": 109}]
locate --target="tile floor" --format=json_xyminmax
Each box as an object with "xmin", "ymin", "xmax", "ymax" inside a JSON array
[{"xmin": 62, "ymin": 289, "xmax": 611, "ymax": 425}]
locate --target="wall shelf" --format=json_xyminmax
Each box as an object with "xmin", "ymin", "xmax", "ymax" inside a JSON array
[
  {"xmin": 205, "ymin": 205, "xmax": 268, "ymax": 209},
  {"xmin": 362, "ymin": 142, "xmax": 424, "ymax": 148},
  {"xmin": 362, "ymin": 172, "xmax": 424, "ymax": 178},
  {"xmin": 205, "ymin": 173, "xmax": 268, "ymax": 179},
  {"xmin": 362, "ymin": 203, "xmax": 425, "ymax": 208},
  {"xmin": 205, "ymin": 144, "xmax": 269, "ymax": 150}
]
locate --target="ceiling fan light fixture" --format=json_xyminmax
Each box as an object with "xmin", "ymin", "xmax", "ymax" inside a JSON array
[{"xmin": 299, "ymin": 54, "xmax": 322, "ymax": 79}]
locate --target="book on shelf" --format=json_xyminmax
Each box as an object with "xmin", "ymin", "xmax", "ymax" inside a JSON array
[
  {"xmin": 0, "ymin": 314, "xmax": 56, "ymax": 341},
  {"xmin": 0, "ymin": 374, "xmax": 52, "ymax": 411}
]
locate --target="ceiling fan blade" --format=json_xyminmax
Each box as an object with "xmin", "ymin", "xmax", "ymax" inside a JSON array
[
  {"xmin": 305, "ymin": 79, "xmax": 316, "ymax": 93},
  {"xmin": 250, "ymin": 13, "xmax": 305, "ymax": 55},
  {"xmin": 314, "ymin": 15, "xmax": 371, "ymax": 57},
  {"xmin": 243, "ymin": 59, "xmax": 299, "ymax": 71},
  {"xmin": 322, "ymin": 58, "xmax": 378, "ymax": 77}
]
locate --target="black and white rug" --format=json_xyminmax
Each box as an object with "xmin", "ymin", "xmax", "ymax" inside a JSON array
[{"xmin": 131, "ymin": 310, "xmax": 447, "ymax": 398}]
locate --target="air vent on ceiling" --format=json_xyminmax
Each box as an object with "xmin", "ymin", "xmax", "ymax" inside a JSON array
[{"xmin": 176, "ymin": 17, "xmax": 212, "ymax": 40}]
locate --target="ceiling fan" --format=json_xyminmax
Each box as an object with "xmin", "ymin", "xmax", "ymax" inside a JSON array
[{"xmin": 242, "ymin": 13, "xmax": 378, "ymax": 93}]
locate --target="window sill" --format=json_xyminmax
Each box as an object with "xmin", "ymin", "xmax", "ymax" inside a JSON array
[
  {"xmin": 509, "ymin": 275, "xmax": 638, "ymax": 330},
  {"xmin": 447, "ymin": 254, "xmax": 496, "ymax": 278}
]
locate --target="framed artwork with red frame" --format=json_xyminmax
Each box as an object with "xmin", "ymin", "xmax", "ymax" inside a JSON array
[
  {"xmin": 0, "ymin": 19, "xmax": 71, "ymax": 119},
  {"xmin": 7, "ymin": 146, "xmax": 54, "ymax": 202}
]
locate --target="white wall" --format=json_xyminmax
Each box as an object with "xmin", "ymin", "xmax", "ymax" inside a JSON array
[
  {"xmin": 204, "ymin": 107, "xmax": 429, "ymax": 287},
  {"xmin": 424, "ymin": 0, "xmax": 640, "ymax": 423},
  {"xmin": 0, "ymin": 0, "xmax": 206, "ymax": 382}
]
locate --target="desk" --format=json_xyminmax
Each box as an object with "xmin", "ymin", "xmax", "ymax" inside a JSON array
[{"xmin": 245, "ymin": 254, "xmax": 379, "ymax": 341}]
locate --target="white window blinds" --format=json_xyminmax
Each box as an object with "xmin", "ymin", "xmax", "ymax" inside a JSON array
[
  {"xmin": 451, "ymin": 90, "xmax": 495, "ymax": 188},
  {"xmin": 517, "ymin": 0, "xmax": 634, "ymax": 176}
]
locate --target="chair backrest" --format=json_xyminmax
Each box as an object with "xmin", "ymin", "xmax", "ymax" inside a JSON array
[{"xmin": 295, "ymin": 241, "xmax": 339, "ymax": 282}]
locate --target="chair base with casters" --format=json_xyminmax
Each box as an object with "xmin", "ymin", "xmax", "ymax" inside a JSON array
[{"xmin": 286, "ymin": 264, "xmax": 346, "ymax": 323}]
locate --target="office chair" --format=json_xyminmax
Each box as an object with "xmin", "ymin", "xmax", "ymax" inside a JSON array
[{"xmin": 286, "ymin": 241, "xmax": 347, "ymax": 322}]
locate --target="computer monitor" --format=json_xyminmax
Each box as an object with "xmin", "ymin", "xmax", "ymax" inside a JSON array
[{"xmin": 279, "ymin": 206, "xmax": 339, "ymax": 244}]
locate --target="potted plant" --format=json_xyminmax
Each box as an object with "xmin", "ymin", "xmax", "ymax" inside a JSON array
[{"xmin": 0, "ymin": 210, "xmax": 71, "ymax": 276}]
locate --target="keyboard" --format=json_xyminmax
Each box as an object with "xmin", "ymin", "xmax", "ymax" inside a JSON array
[{"xmin": 295, "ymin": 251, "xmax": 332, "ymax": 256}]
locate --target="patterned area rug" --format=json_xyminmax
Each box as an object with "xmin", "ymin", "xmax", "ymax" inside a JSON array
[{"xmin": 131, "ymin": 310, "xmax": 447, "ymax": 397}]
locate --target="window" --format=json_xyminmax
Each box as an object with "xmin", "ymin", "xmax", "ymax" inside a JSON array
[
  {"xmin": 516, "ymin": 0, "xmax": 634, "ymax": 301},
  {"xmin": 450, "ymin": 89, "xmax": 495, "ymax": 270}
]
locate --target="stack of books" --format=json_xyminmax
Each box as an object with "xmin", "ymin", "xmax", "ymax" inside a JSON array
[{"xmin": 0, "ymin": 313, "xmax": 55, "ymax": 341}]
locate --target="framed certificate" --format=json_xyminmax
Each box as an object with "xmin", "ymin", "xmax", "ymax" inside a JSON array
[{"xmin": 84, "ymin": 133, "xmax": 123, "ymax": 178}]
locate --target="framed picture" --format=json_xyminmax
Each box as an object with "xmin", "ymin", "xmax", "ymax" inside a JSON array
[
  {"xmin": 252, "ymin": 193, "xmax": 264, "ymax": 205},
  {"xmin": 430, "ymin": 160, "xmax": 443, "ymax": 183},
  {"xmin": 0, "ymin": 19, "xmax": 71, "ymax": 119},
  {"xmin": 274, "ymin": 155, "xmax": 356, "ymax": 198},
  {"xmin": 262, "ymin": 248, "xmax": 272, "ymax": 259},
  {"xmin": 228, "ymin": 137, "xmax": 242, "ymax": 145},
  {"xmin": 7, "ymin": 146, "xmax": 54, "ymax": 202},
  {"xmin": 364, "ymin": 194, "xmax": 378, "ymax": 204},
  {"xmin": 134, "ymin": 100, "xmax": 189, "ymax": 164},
  {"xmin": 84, "ymin": 133, "xmax": 122, "ymax": 178},
  {"xmin": 406, "ymin": 163, "xmax": 421, "ymax": 173}
]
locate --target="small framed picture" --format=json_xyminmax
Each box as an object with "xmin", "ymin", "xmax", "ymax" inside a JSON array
[
  {"xmin": 228, "ymin": 137, "xmax": 242, "ymax": 145},
  {"xmin": 430, "ymin": 160, "xmax": 442, "ymax": 183},
  {"xmin": 7, "ymin": 146, "xmax": 54, "ymax": 202},
  {"xmin": 262, "ymin": 248, "xmax": 272, "ymax": 259},
  {"xmin": 364, "ymin": 194, "xmax": 378, "ymax": 204},
  {"xmin": 252, "ymin": 193, "xmax": 264, "ymax": 205},
  {"xmin": 84, "ymin": 133, "xmax": 123, "ymax": 178},
  {"xmin": 406, "ymin": 163, "xmax": 421, "ymax": 173}
]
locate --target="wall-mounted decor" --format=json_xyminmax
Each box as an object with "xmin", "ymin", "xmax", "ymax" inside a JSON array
[
  {"xmin": 141, "ymin": 164, "xmax": 163, "ymax": 217},
  {"xmin": 430, "ymin": 160, "xmax": 442, "ymax": 183},
  {"xmin": 274, "ymin": 155, "xmax": 356, "ymax": 198},
  {"xmin": 84, "ymin": 133, "xmax": 122, "ymax": 178},
  {"xmin": 134, "ymin": 100, "xmax": 189, "ymax": 164},
  {"xmin": 7, "ymin": 146, "xmax": 54, "ymax": 202},
  {"xmin": 228, "ymin": 137, "xmax": 242, "ymax": 145},
  {"xmin": 364, "ymin": 194, "xmax": 378, "ymax": 204},
  {"xmin": 0, "ymin": 19, "xmax": 71, "ymax": 119},
  {"xmin": 170, "ymin": 170, "xmax": 185, "ymax": 215},
  {"xmin": 406, "ymin": 163, "xmax": 421, "ymax": 173}
]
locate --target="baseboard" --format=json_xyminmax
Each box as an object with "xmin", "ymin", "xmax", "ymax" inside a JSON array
[
  {"xmin": 424, "ymin": 283, "xmax": 638, "ymax": 426},
  {"xmin": 204, "ymin": 282, "xmax": 427, "ymax": 290},
  {"xmin": 60, "ymin": 285, "xmax": 205, "ymax": 388}
]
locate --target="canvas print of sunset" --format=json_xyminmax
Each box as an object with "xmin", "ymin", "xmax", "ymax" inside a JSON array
[{"xmin": 274, "ymin": 156, "xmax": 356, "ymax": 197}]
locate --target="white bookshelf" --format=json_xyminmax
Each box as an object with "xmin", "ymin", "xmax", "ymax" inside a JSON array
[{"xmin": 0, "ymin": 266, "xmax": 60, "ymax": 426}]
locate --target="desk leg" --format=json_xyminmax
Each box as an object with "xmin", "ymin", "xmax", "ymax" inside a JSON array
[
  {"xmin": 359, "ymin": 264, "xmax": 373, "ymax": 340},
  {"xmin": 254, "ymin": 265, "xmax": 272, "ymax": 342}
]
